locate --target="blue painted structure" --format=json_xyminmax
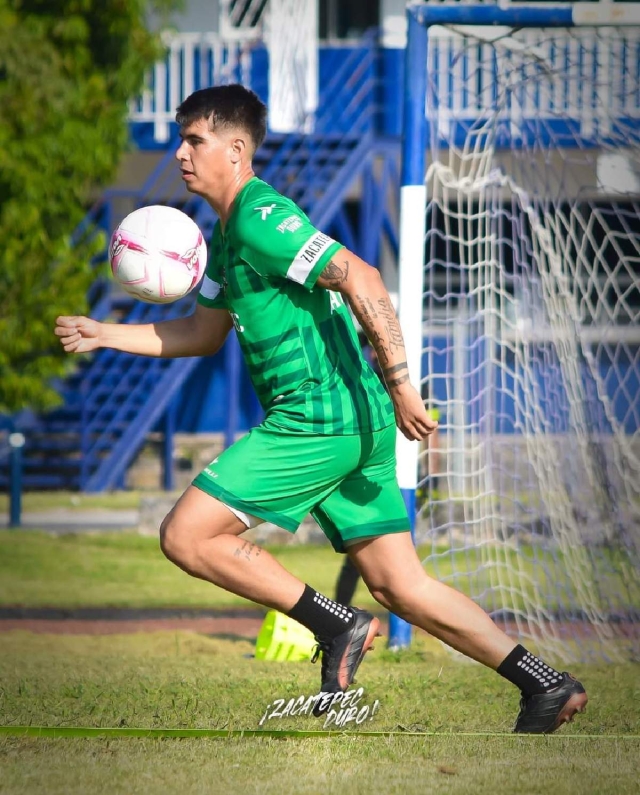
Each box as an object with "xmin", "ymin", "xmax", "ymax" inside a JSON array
[
  {"xmin": 387, "ymin": 6, "xmax": 431, "ymax": 653},
  {"xmin": 1, "ymin": 36, "xmax": 404, "ymax": 492},
  {"xmin": 2, "ymin": 21, "xmax": 639, "ymax": 493}
]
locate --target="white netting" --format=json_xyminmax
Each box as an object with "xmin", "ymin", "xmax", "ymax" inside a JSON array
[{"xmin": 417, "ymin": 25, "xmax": 640, "ymax": 662}]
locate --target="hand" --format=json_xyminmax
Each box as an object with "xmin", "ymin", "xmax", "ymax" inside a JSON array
[
  {"xmin": 390, "ymin": 382, "xmax": 439, "ymax": 441},
  {"xmin": 54, "ymin": 316, "xmax": 102, "ymax": 353}
]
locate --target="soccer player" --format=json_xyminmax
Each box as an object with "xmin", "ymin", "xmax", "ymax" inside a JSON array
[{"xmin": 55, "ymin": 84, "xmax": 587, "ymax": 733}]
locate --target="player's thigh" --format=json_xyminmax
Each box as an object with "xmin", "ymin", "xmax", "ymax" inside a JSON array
[
  {"xmin": 312, "ymin": 425, "xmax": 411, "ymax": 552},
  {"xmin": 348, "ymin": 532, "xmax": 426, "ymax": 599},
  {"xmin": 159, "ymin": 485, "xmax": 247, "ymax": 556}
]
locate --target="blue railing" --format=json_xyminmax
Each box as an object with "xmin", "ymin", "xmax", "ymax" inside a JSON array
[
  {"xmin": 8, "ymin": 34, "xmax": 386, "ymax": 491},
  {"xmin": 127, "ymin": 29, "xmax": 640, "ymax": 149},
  {"xmin": 129, "ymin": 32, "xmax": 394, "ymax": 146},
  {"xmin": 16, "ymin": 27, "xmax": 638, "ymax": 491}
]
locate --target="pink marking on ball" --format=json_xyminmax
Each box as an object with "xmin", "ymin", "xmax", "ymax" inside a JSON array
[
  {"xmin": 158, "ymin": 248, "xmax": 183, "ymax": 262},
  {"xmin": 109, "ymin": 231, "xmax": 150, "ymax": 277},
  {"xmin": 159, "ymin": 234, "xmax": 204, "ymax": 272}
]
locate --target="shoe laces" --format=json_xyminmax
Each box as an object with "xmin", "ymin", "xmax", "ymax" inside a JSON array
[{"xmin": 311, "ymin": 637, "xmax": 332, "ymax": 680}]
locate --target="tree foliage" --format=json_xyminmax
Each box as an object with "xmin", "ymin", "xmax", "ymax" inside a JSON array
[{"xmin": 0, "ymin": 0, "xmax": 181, "ymax": 413}]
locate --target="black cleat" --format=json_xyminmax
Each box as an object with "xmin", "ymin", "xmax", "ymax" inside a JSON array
[
  {"xmin": 514, "ymin": 673, "xmax": 588, "ymax": 734},
  {"xmin": 311, "ymin": 608, "xmax": 380, "ymax": 717}
]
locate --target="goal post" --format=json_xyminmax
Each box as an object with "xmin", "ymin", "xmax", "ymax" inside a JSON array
[{"xmin": 391, "ymin": 3, "xmax": 640, "ymax": 659}]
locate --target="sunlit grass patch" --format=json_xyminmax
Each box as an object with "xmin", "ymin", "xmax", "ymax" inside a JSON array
[{"xmin": 0, "ymin": 631, "xmax": 638, "ymax": 795}]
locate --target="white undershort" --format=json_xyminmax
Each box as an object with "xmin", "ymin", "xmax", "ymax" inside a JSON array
[{"xmin": 222, "ymin": 502, "xmax": 263, "ymax": 529}]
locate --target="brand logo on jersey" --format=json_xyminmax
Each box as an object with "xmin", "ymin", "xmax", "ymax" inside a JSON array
[
  {"xmin": 329, "ymin": 291, "xmax": 344, "ymax": 313},
  {"xmin": 255, "ymin": 204, "xmax": 276, "ymax": 220},
  {"xmin": 276, "ymin": 215, "xmax": 303, "ymax": 234},
  {"xmin": 230, "ymin": 312, "xmax": 244, "ymax": 333}
]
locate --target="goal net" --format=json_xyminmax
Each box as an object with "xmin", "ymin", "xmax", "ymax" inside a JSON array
[{"xmin": 410, "ymin": 12, "xmax": 640, "ymax": 662}]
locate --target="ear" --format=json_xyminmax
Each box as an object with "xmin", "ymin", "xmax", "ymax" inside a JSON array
[{"xmin": 229, "ymin": 136, "xmax": 246, "ymax": 164}]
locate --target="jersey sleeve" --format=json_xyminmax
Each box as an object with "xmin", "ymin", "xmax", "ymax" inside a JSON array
[
  {"xmin": 197, "ymin": 225, "xmax": 227, "ymax": 309},
  {"xmin": 234, "ymin": 201, "xmax": 344, "ymax": 291}
]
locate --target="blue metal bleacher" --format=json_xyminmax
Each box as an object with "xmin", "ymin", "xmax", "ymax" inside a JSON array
[{"xmin": 2, "ymin": 36, "xmax": 402, "ymax": 492}]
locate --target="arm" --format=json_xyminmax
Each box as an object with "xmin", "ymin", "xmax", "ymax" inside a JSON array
[
  {"xmin": 54, "ymin": 303, "xmax": 233, "ymax": 358},
  {"xmin": 316, "ymin": 249, "xmax": 437, "ymax": 441}
]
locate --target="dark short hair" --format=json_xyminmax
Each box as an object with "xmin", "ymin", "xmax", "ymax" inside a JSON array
[{"xmin": 176, "ymin": 84, "xmax": 267, "ymax": 153}]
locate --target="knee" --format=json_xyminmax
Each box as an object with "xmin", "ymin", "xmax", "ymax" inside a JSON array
[
  {"xmin": 159, "ymin": 510, "xmax": 192, "ymax": 568},
  {"xmin": 367, "ymin": 580, "xmax": 409, "ymax": 614},
  {"xmin": 365, "ymin": 576, "xmax": 424, "ymax": 620},
  {"xmin": 368, "ymin": 585, "xmax": 394, "ymax": 612}
]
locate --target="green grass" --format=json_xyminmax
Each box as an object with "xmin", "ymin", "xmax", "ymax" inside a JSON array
[
  {"xmin": 0, "ymin": 632, "xmax": 638, "ymax": 795},
  {"xmin": 1, "ymin": 528, "xmax": 639, "ymax": 793},
  {"xmin": 1, "ymin": 530, "xmax": 637, "ymax": 616},
  {"xmin": 0, "ymin": 490, "xmax": 167, "ymax": 512},
  {"xmin": 0, "ymin": 531, "xmax": 376, "ymax": 610},
  {"xmin": 2, "ymin": 734, "xmax": 637, "ymax": 795}
]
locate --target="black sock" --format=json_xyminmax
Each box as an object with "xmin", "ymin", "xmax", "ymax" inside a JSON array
[
  {"xmin": 287, "ymin": 584, "xmax": 354, "ymax": 640},
  {"xmin": 497, "ymin": 644, "xmax": 564, "ymax": 696}
]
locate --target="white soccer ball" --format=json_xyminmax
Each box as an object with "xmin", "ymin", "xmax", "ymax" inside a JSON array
[{"xmin": 109, "ymin": 205, "xmax": 207, "ymax": 304}]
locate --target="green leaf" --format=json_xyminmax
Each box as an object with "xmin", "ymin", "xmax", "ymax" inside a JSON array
[{"xmin": 0, "ymin": 0, "xmax": 182, "ymax": 412}]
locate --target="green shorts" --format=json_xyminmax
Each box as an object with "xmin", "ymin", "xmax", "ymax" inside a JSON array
[{"xmin": 193, "ymin": 421, "xmax": 410, "ymax": 553}]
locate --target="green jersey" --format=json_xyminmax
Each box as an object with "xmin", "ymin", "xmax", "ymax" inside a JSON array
[{"xmin": 197, "ymin": 177, "xmax": 395, "ymax": 435}]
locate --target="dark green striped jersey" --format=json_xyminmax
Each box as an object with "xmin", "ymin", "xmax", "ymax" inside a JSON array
[{"xmin": 197, "ymin": 177, "xmax": 395, "ymax": 435}]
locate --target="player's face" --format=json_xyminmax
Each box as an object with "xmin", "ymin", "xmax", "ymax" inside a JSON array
[{"xmin": 175, "ymin": 118, "xmax": 235, "ymax": 197}]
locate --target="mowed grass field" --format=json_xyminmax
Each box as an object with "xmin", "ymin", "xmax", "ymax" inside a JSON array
[{"xmin": 0, "ymin": 529, "xmax": 639, "ymax": 795}]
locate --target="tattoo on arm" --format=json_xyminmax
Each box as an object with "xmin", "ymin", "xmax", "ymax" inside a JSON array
[
  {"xmin": 355, "ymin": 295, "xmax": 374, "ymax": 324},
  {"xmin": 320, "ymin": 259, "xmax": 349, "ymax": 289},
  {"xmin": 377, "ymin": 298, "xmax": 405, "ymax": 353},
  {"xmin": 363, "ymin": 297, "xmax": 378, "ymax": 318},
  {"xmin": 386, "ymin": 373, "xmax": 410, "ymax": 388},
  {"xmin": 383, "ymin": 361, "xmax": 408, "ymax": 376},
  {"xmin": 369, "ymin": 329, "xmax": 390, "ymax": 367},
  {"xmin": 383, "ymin": 361, "xmax": 409, "ymax": 389},
  {"xmin": 354, "ymin": 292, "xmax": 406, "ymax": 374}
]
